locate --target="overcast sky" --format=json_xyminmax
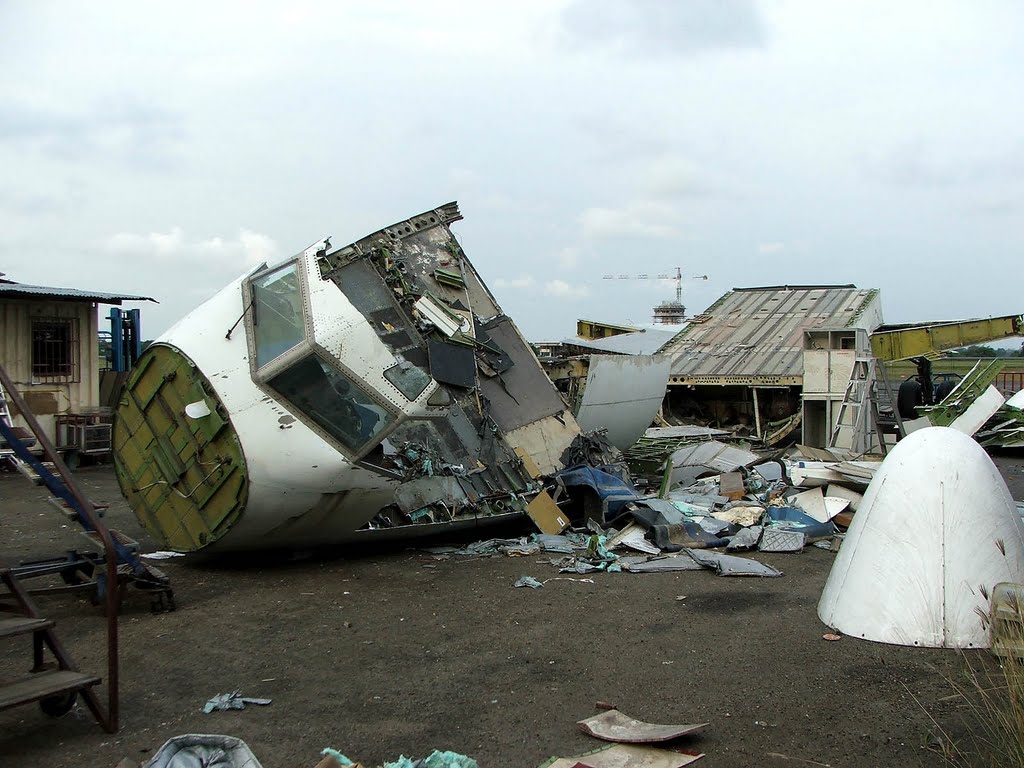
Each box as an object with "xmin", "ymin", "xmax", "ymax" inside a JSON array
[{"xmin": 1, "ymin": 1, "xmax": 1022, "ymax": 343}]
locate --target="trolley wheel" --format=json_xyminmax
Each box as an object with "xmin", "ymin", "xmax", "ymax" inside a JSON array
[{"xmin": 39, "ymin": 691, "xmax": 77, "ymax": 717}]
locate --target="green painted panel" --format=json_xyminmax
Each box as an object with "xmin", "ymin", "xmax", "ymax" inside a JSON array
[{"xmin": 112, "ymin": 344, "xmax": 248, "ymax": 552}]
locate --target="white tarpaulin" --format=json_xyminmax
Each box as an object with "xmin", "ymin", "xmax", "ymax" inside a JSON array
[{"xmin": 818, "ymin": 427, "xmax": 1024, "ymax": 649}]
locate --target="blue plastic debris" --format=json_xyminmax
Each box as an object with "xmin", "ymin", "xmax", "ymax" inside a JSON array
[{"xmin": 763, "ymin": 505, "xmax": 835, "ymax": 541}]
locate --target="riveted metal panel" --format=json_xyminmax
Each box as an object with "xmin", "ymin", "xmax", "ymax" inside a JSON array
[{"xmin": 112, "ymin": 344, "xmax": 248, "ymax": 551}]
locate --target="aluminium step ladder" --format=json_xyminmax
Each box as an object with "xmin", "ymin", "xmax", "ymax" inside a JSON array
[{"xmin": 828, "ymin": 357, "xmax": 901, "ymax": 456}]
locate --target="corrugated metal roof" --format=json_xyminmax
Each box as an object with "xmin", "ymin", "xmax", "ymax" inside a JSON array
[
  {"xmin": 562, "ymin": 327, "xmax": 679, "ymax": 356},
  {"xmin": 0, "ymin": 281, "xmax": 155, "ymax": 304},
  {"xmin": 661, "ymin": 285, "xmax": 879, "ymax": 382}
]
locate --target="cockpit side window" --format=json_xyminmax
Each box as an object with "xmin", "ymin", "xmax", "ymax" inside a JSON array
[
  {"xmin": 269, "ymin": 355, "xmax": 394, "ymax": 454},
  {"xmin": 251, "ymin": 263, "xmax": 305, "ymax": 368}
]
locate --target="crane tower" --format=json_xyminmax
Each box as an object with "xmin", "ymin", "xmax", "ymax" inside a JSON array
[{"xmin": 602, "ymin": 267, "xmax": 708, "ymax": 325}]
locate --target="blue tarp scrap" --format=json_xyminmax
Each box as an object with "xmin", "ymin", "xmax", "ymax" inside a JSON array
[
  {"xmin": 555, "ymin": 465, "xmax": 641, "ymax": 520},
  {"xmin": 764, "ymin": 505, "xmax": 836, "ymax": 542}
]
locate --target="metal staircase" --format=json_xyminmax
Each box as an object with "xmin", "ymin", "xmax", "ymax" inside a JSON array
[
  {"xmin": 0, "ymin": 363, "xmax": 126, "ymax": 731},
  {"xmin": 0, "ymin": 568, "xmax": 105, "ymax": 724}
]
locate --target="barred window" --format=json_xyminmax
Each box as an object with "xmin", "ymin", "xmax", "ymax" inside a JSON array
[{"xmin": 32, "ymin": 318, "xmax": 79, "ymax": 382}]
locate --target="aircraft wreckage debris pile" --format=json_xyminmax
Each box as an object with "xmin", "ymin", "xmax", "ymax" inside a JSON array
[{"xmin": 424, "ymin": 436, "xmax": 906, "ymax": 580}]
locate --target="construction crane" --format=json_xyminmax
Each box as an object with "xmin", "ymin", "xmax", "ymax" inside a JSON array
[{"xmin": 602, "ymin": 268, "xmax": 709, "ymax": 325}]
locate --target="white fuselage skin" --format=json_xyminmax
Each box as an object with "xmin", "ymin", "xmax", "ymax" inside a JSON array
[{"xmin": 158, "ymin": 251, "xmax": 444, "ymax": 550}]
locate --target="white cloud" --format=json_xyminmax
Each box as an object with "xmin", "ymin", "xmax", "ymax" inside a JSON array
[
  {"xmin": 493, "ymin": 275, "xmax": 536, "ymax": 290},
  {"xmin": 579, "ymin": 201, "xmax": 681, "ymax": 240},
  {"xmin": 104, "ymin": 227, "xmax": 278, "ymax": 268},
  {"xmin": 757, "ymin": 242, "xmax": 786, "ymax": 254},
  {"xmin": 544, "ymin": 279, "xmax": 588, "ymax": 298}
]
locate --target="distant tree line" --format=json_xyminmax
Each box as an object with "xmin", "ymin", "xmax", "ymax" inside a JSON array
[{"xmin": 948, "ymin": 344, "xmax": 1024, "ymax": 357}]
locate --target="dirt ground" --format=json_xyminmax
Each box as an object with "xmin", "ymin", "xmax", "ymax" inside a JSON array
[{"xmin": 3, "ymin": 456, "xmax": 1024, "ymax": 768}]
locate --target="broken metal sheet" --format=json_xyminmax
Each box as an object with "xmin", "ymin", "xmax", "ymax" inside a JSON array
[
  {"xmin": 725, "ymin": 525, "xmax": 762, "ymax": 551},
  {"xmin": 1008, "ymin": 390, "xmax": 1024, "ymax": 410},
  {"xmin": 788, "ymin": 462, "xmax": 844, "ymax": 488},
  {"xmin": 948, "ymin": 385, "xmax": 1005, "ymax": 436},
  {"xmin": 824, "ymin": 496, "xmax": 851, "ymax": 519},
  {"xmin": 577, "ymin": 709, "xmax": 707, "ymax": 744},
  {"xmin": 685, "ymin": 548, "xmax": 784, "ymax": 577},
  {"xmin": 500, "ymin": 541, "xmax": 541, "ymax": 556},
  {"xmin": 696, "ymin": 516, "xmax": 733, "ymax": 536},
  {"xmin": 540, "ymin": 743, "xmax": 704, "ymax": 768},
  {"xmin": 667, "ymin": 491, "xmax": 727, "ymax": 509},
  {"xmin": 560, "ymin": 560, "xmax": 605, "ymax": 574},
  {"xmin": 644, "ymin": 426, "xmax": 729, "ymax": 440},
  {"xmin": 791, "ymin": 488, "xmax": 827, "ymax": 523},
  {"xmin": 631, "ymin": 498, "xmax": 686, "ymax": 527},
  {"xmin": 394, "ymin": 476, "xmax": 470, "ymax": 516},
  {"xmin": 414, "ymin": 294, "xmax": 468, "ymax": 337},
  {"xmin": 428, "ymin": 338, "xmax": 477, "ymax": 389},
  {"xmin": 574, "ymin": 355, "xmax": 672, "ymax": 451},
  {"xmin": 793, "ymin": 444, "xmax": 843, "ymax": 462},
  {"xmin": 792, "ymin": 488, "xmax": 849, "ymax": 524},
  {"xmin": 828, "ymin": 460, "xmax": 880, "ymax": 490},
  {"xmin": 620, "ymin": 553, "xmax": 705, "ymax": 573},
  {"xmin": 442, "ymin": 537, "xmax": 530, "ymax": 557},
  {"xmin": 902, "ymin": 415, "xmax": 933, "ymax": 434},
  {"xmin": 751, "ymin": 461, "xmax": 784, "ymax": 482},
  {"xmin": 607, "ymin": 522, "xmax": 662, "ymax": 555},
  {"xmin": 477, "ymin": 316, "xmax": 568, "ymax": 432},
  {"xmin": 758, "ymin": 528, "xmax": 806, "ymax": 553},
  {"xmin": 534, "ymin": 533, "xmax": 585, "ymax": 553},
  {"xmin": 826, "ymin": 484, "xmax": 863, "ymax": 512},
  {"xmin": 666, "ymin": 441, "xmax": 761, "ymax": 489}
]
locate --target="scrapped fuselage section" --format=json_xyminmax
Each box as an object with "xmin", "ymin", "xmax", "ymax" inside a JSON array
[{"xmin": 113, "ymin": 203, "xmax": 590, "ymax": 552}]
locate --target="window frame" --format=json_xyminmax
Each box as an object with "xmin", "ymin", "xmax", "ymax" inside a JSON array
[
  {"xmin": 243, "ymin": 259, "xmax": 403, "ymax": 460},
  {"xmin": 31, "ymin": 317, "xmax": 80, "ymax": 383}
]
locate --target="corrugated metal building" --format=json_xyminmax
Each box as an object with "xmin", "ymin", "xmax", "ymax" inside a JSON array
[
  {"xmin": 0, "ymin": 276, "xmax": 153, "ymax": 445},
  {"xmin": 656, "ymin": 285, "xmax": 883, "ymax": 438}
]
